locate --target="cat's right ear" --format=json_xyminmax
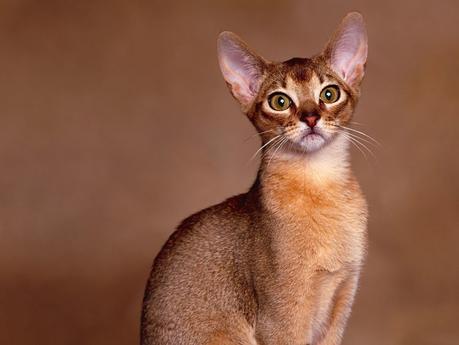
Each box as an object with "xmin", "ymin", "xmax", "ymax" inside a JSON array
[{"xmin": 217, "ymin": 32, "xmax": 266, "ymax": 109}]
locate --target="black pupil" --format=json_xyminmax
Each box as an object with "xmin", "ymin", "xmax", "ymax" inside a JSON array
[
  {"xmin": 277, "ymin": 97, "xmax": 285, "ymax": 107},
  {"xmin": 325, "ymin": 90, "xmax": 332, "ymax": 100}
]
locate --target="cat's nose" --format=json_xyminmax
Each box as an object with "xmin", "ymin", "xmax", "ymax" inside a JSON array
[{"xmin": 300, "ymin": 113, "xmax": 320, "ymax": 128}]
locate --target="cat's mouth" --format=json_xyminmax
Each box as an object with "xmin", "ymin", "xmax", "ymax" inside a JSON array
[
  {"xmin": 303, "ymin": 132, "xmax": 322, "ymax": 139},
  {"xmin": 281, "ymin": 126, "xmax": 331, "ymax": 153},
  {"xmin": 301, "ymin": 128, "xmax": 325, "ymax": 141},
  {"xmin": 295, "ymin": 128, "xmax": 328, "ymax": 152},
  {"xmin": 301, "ymin": 133, "xmax": 325, "ymax": 147}
]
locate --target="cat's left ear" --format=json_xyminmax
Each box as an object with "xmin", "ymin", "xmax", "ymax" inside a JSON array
[
  {"xmin": 217, "ymin": 32, "xmax": 266, "ymax": 109},
  {"xmin": 323, "ymin": 12, "xmax": 368, "ymax": 89}
]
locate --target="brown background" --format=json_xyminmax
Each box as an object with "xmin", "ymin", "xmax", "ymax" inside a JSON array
[{"xmin": 0, "ymin": 1, "xmax": 458, "ymax": 344}]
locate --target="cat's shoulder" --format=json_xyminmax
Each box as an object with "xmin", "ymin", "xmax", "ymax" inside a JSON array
[
  {"xmin": 177, "ymin": 193, "xmax": 250, "ymax": 231},
  {"xmin": 149, "ymin": 193, "xmax": 252, "ymax": 276},
  {"xmin": 158, "ymin": 193, "xmax": 251, "ymax": 254}
]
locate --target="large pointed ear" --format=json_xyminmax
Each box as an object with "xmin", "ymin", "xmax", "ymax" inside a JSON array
[
  {"xmin": 323, "ymin": 12, "xmax": 368, "ymax": 89},
  {"xmin": 217, "ymin": 32, "xmax": 266, "ymax": 109}
]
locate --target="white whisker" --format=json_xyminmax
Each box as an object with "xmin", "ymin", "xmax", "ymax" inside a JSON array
[
  {"xmin": 243, "ymin": 129, "xmax": 274, "ymax": 142},
  {"xmin": 349, "ymin": 121, "xmax": 366, "ymax": 127},
  {"xmin": 266, "ymin": 136, "xmax": 289, "ymax": 168},
  {"xmin": 341, "ymin": 133, "xmax": 368, "ymax": 160},
  {"xmin": 341, "ymin": 132, "xmax": 376, "ymax": 159},
  {"xmin": 337, "ymin": 124, "xmax": 381, "ymax": 147},
  {"xmin": 341, "ymin": 130, "xmax": 378, "ymax": 147},
  {"xmin": 249, "ymin": 134, "xmax": 281, "ymax": 161}
]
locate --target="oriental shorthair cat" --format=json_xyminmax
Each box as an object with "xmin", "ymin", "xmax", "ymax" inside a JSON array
[{"xmin": 142, "ymin": 12, "xmax": 369, "ymax": 345}]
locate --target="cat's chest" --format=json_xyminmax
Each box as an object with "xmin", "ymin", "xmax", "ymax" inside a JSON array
[
  {"xmin": 305, "ymin": 208, "xmax": 366, "ymax": 272},
  {"xmin": 298, "ymin": 209, "xmax": 364, "ymax": 271},
  {"xmin": 269, "ymin": 186, "xmax": 367, "ymax": 272}
]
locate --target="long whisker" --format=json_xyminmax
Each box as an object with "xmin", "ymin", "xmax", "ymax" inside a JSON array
[
  {"xmin": 322, "ymin": 126, "xmax": 368, "ymax": 160},
  {"xmin": 322, "ymin": 124, "xmax": 376, "ymax": 162},
  {"xmin": 340, "ymin": 132, "xmax": 368, "ymax": 160},
  {"xmin": 336, "ymin": 124, "xmax": 381, "ymax": 147},
  {"xmin": 243, "ymin": 129, "xmax": 274, "ymax": 142},
  {"xmin": 257, "ymin": 138, "xmax": 280, "ymax": 163},
  {"xmin": 259, "ymin": 135, "xmax": 286, "ymax": 161},
  {"xmin": 340, "ymin": 130, "xmax": 378, "ymax": 147},
  {"xmin": 349, "ymin": 121, "xmax": 366, "ymax": 127},
  {"xmin": 341, "ymin": 132, "xmax": 376, "ymax": 159},
  {"xmin": 249, "ymin": 134, "xmax": 281, "ymax": 161},
  {"xmin": 266, "ymin": 136, "xmax": 289, "ymax": 168},
  {"xmin": 261, "ymin": 136, "xmax": 281, "ymax": 156}
]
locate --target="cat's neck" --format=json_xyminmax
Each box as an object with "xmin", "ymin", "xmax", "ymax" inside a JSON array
[{"xmin": 256, "ymin": 133, "xmax": 352, "ymax": 214}]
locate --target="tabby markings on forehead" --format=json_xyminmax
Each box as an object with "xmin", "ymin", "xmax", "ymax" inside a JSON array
[
  {"xmin": 284, "ymin": 73, "xmax": 322, "ymax": 104},
  {"xmin": 283, "ymin": 57, "xmax": 314, "ymax": 82}
]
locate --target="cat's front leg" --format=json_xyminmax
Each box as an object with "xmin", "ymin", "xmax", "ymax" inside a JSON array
[
  {"xmin": 315, "ymin": 274, "xmax": 359, "ymax": 345},
  {"xmin": 254, "ymin": 285, "xmax": 315, "ymax": 345},
  {"xmin": 255, "ymin": 311, "xmax": 313, "ymax": 345}
]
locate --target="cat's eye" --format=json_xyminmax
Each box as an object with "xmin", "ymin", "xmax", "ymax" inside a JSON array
[
  {"xmin": 319, "ymin": 85, "xmax": 340, "ymax": 104},
  {"xmin": 268, "ymin": 93, "xmax": 292, "ymax": 111}
]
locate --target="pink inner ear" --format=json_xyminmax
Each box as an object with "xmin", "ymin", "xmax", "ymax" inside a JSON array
[
  {"xmin": 220, "ymin": 54, "xmax": 259, "ymax": 103},
  {"xmin": 217, "ymin": 33, "xmax": 263, "ymax": 106},
  {"xmin": 330, "ymin": 16, "xmax": 368, "ymax": 86}
]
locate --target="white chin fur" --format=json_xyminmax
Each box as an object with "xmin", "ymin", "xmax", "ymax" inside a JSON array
[
  {"xmin": 299, "ymin": 134, "xmax": 326, "ymax": 152},
  {"xmin": 271, "ymin": 132, "xmax": 351, "ymax": 185}
]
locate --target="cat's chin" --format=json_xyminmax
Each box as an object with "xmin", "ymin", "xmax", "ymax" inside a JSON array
[{"xmin": 297, "ymin": 133, "xmax": 327, "ymax": 153}]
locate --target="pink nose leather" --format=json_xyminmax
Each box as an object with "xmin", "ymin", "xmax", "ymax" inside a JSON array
[{"xmin": 303, "ymin": 114, "xmax": 320, "ymax": 128}]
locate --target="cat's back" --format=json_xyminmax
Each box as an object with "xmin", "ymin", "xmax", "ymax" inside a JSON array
[
  {"xmin": 141, "ymin": 193, "xmax": 257, "ymax": 344},
  {"xmin": 153, "ymin": 192, "xmax": 252, "ymax": 268}
]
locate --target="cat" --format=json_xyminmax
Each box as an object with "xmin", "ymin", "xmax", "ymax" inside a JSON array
[{"xmin": 141, "ymin": 12, "xmax": 369, "ymax": 345}]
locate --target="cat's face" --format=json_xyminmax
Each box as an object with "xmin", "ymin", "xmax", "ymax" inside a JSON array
[
  {"xmin": 247, "ymin": 58, "xmax": 358, "ymax": 153},
  {"xmin": 218, "ymin": 12, "xmax": 367, "ymax": 154}
]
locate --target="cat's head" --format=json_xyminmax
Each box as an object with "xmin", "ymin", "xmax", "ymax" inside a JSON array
[{"xmin": 217, "ymin": 12, "xmax": 367, "ymax": 154}]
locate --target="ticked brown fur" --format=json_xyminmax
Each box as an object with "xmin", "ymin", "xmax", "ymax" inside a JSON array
[{"xmin": 142, "ymin": 12, "xmax": 369, "ymax": 345}]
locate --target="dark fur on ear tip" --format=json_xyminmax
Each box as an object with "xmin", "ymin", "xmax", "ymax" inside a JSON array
[
  {"xmin": 217, "ymin": 31, "xmax": 236, "ymax": 48},
  {"xmin": 345, "ymin": 11, "xmax": 364, "ymax": 21},
  {"xmin": 217, "ymin": 31, "xmax": 248, "ymax": 52}
]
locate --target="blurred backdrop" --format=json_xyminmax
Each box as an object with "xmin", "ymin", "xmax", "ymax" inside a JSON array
[{"xmin": 0, "ymin": 1, "xmax": 458, "ymax": 344}]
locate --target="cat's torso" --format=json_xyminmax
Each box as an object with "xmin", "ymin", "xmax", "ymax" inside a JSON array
[{"xmin": 142, "ymin": 161, "xmax": 367, "ymax": 345}]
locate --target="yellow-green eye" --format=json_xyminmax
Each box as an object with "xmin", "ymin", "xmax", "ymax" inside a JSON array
[
  {"xmin": 320, "ymin": 85, "xmax": 340, "ymax": 104},
  {"xmin": 268, "ymin": 93, "xmax": 292, "ymax": 111}
]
